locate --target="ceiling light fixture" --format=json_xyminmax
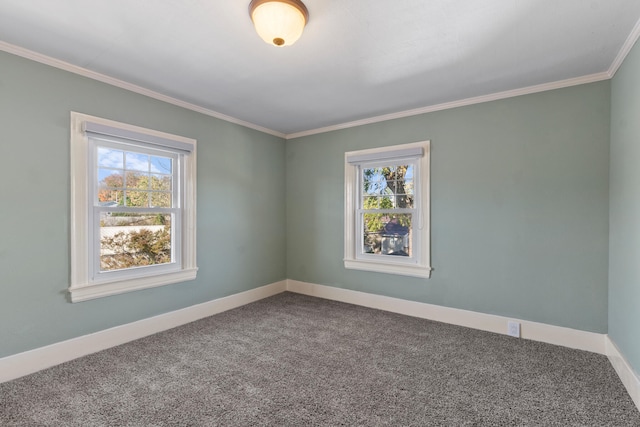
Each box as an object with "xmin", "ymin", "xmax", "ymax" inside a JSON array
[{"xmin": 249, "ymin": 0, "xmax": 309, "ymax": 47}]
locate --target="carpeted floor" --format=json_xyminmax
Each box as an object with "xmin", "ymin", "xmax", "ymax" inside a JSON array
[{"xmin": 1, "ymin": 292, "xmax": 639, "ymax": 426}]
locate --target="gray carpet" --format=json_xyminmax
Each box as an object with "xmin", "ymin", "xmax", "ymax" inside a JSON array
[{"xmin": 1, "ymin": 292, "xmax": 638, "ymax": 426}]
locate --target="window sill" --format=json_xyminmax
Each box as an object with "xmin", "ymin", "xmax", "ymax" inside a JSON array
[
  {"xmin": 344, "ymin": 259, "xmax": 432, "ymax": 278},
  {"xmin": 69, "ymin": 268, "xmax": 198, "ymax": 302}
]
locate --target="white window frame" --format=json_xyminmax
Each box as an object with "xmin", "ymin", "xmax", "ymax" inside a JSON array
[
  {"xmin": 344, "ymin": 141, "xmax": 431, "ymax": 278},
  {"xmin": 70, "ymin": 112, "xmax": 198, "ymax": 302}
]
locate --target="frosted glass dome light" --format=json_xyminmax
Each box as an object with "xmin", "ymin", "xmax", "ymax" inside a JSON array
[{"xmin": 249, "ymin": 0, "xmax": 309, "ymax": 47}]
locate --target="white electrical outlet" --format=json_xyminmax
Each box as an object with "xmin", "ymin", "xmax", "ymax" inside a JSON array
[{"xmin": 507, "ymin": 321, "xmax": 520, "ymax": 338}]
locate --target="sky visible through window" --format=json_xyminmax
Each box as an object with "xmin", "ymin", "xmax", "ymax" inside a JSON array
[
  {"xmin": 362, "ymin": 164, "xmax": 414, "ymax": 208},
  {"xmin": 96, "ymin": 147, "xmax": 173, "ymax": 208},
  {"xmin": 361, "ymin": 164, "xmax": 414, "ymax": 257},
  {"xmin": 96, "ymin": 147, "xmax": 175, "ymax": 270},
  {"xmin": 98, "ymin": 147, "xmax": 172, "ymax": 177}
]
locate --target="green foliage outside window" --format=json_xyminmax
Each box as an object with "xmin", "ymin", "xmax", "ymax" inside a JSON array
[
  {"xmin": 99, "ymin": 173, "xmax": 171, "ymax": 208},
  {"xmin": 362, "ymin": 165, "xmax": 413, "ymax": 233},
  {"xmin": 100, "ymin": 225, "xmax": 171, "ymax": 271}
]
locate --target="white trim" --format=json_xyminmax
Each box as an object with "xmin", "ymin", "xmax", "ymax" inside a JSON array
[
  {"xmin": 290, "ymin": 278, "xmax": 640, "ymax": 408},
  {"xmin": 70, "ymin": 112, "xmax": 198, "ymax": 301},
  {"xmin": 0, "ymin": 281, "xmax": 287, "ymax": 384},
  {"xmin": 286, "ymin": 73, "xmax": 610, "ymax": 139},
  {"xmin": 286, "ymin": 280, "xmax": 606, "ymax": 354},
  {"xmin": 344, "ymin": 259, "xmax": 432, "ymax": 278},
  {"xmin": 344, "ymin": 141, "xmax": 431, "ymax": 278},
  {"xmin": 69, "ymin": 268, "xmax": 199, "ymax": 303},
  {"xmin": 606, "ymin": 336, "xmax": 640, "ymax": 412},
  {"xmin": 0, "ymin": 41, "xmax": 285, "ymax": 139},
  {"xmin": 608, "ymin": 16, "xmax": 640, "ymax": 78},
  {"xmin": 0, "ymin": 41, "xmax": 616, "ymax": 141},
  {"xmin": 4, "ymin": 277, "xmax": 636, "ymax": 412}
]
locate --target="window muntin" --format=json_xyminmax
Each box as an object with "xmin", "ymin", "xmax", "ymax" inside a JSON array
[
  {"xmin": 344, "ymin": 141, "xmax": 431, "ymax": 278},
  {"xmin": 70, "ymin": 112, "xmax": 198, "ymax": 302},
  {"xmin": 357, "ymin": 162, "xmax": 419, "ymax": 262},
  {"xmin": 96, "ymin": 145, "xmax": 174, "ymax": 209},
  {"xmin": 90, "ymin": 138, "xmax": 182, "ymax": 281}
]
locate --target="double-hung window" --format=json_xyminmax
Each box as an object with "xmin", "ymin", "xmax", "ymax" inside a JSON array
[
  {"xmin": 344, "ymin": 141, "xmax": 431, "ymax": 278},
  {"xmin": 70, "ymin": 112, "xmax": 197, "ymax": 302}
]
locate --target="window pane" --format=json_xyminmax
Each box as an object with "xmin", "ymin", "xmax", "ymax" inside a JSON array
[
  {"xmin": 151, "ymin": 192, "xmax": 171, "ymax": 208},
  {"xmin": 125, "ymin": 152, "xmax": 149, "ymax": 172},
  {"xmin": 362, "ymin": 213, "xmax": 412, "ymax": 257},
  {"xmin": 363, "ymin": 167, "xmax": 388, "ymax": 195},
  {"xmin": 363, "ymin": 196, "xmax": 393, "ymax": 209},
  {"xmin": 363, "ymin": 195, "xmax": 393, "ymax": 209},
  {"xmin": 363, "ymin": 196, "xmax": 379, "ymax": 209},
  {"xmin": 404, "ymin": 179, "xmax": 414, "ymax": 195},
  {"xmin": 362, "ymin": 165, "xmax": 413, "ymax": 205},
  {"xmin": 99, "ymin": 212, "xmax": 172, "ymax": 271},
  {"xmin": 363, "ymin": 167, "xmax": 385, "ymax": 182},
  {"xmin": 98, "ymin": 148, "xmax": 123, "ymax": 169},
  {"xmin": 98, "ymin": 169, "xmax": 123, "ymax": 188},
  {"xmin": 151, "ymin": 156, "xmax": 172, "ymax": 174},
  {"xmin": 125, "ymin": 171, "xmax": 147, "ymax": 189},
  {"xmin": 151, "ymin": 174, "xmax": 171, "ymax": 191},
  {"xmin": 126, "ymin": 191, "xmax": 149, "ymax": 207},
  {"xmin": 405, "ymin": 165, "xmax": 414, "ymax": 179},
  {"xmin": 98, "ymin": 189, "xmax": 123, "ymax": 206},
  {"xmin": 396, "ymin": 194, "xmax": 413, "ymax": 208}
]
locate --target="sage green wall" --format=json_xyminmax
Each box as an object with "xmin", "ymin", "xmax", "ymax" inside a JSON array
[
  {"xmin": 286, "ymin": 82, "xmax": 611, "ymax": 333},
  {"xmin": 610, "ymin": 38, "xmax": 640, "ymax": 374},
  {"xmin": 0, "ymin": 51, "xmax": 286, "ymax": 358},
  {"xmin": 0, "ymin": 47, "xmax": 618, "ymax": 360}
]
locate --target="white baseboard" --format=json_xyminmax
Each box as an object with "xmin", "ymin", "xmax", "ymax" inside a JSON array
[
  {"xmin": 4, "ymin": 277, "xmax": 636, "ymax": 413},
  {"xmin": 286, "ymin": 280, "xmax": 606, "ymax": 354},
  {"xmin": 0, "ymin": 280, "xmax": 286, "ymax": 384},
  {"xmin": 606, "ymin": 336, "xmax": 640, "ymax": 411},
  {"xmin": 289, "ymin": 278, "xmax": 638, "ymax": 411}
]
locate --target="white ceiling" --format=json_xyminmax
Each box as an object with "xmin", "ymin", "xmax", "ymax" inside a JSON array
[{"xmin": 1, "ymin": 1, "xmax": 640, "ymax": 136}]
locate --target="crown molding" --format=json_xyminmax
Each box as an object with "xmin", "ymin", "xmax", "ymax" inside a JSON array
[
  {"xmin": 0, "ymin": 37, "xmax": 629, "ymax": 142},
  {"xmin": 285, "ymin": 72, "xmax": 611, "ymax": 139},
  {"xmin": 0, "ymin": 41, "xmax": 286, "ymax": 139},
  {"xmin": 608, "ymin": 16, "xmax": 640, "ymax": 78}
]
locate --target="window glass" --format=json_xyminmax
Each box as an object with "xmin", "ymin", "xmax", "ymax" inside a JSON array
[
  {"xmin": 360, "ymin": 163, "xmax": 415, "ymax": 258},
  {"xmin": 344, "ymin": 141, "xmax": 431, "ymax": 278},
  {"xmin": 70, "ymin": 112, "xmax": 198, "ymax": 302},
  {"xmin": 99, "ymin": 212, "xmax": 172, "ymax": 271},
  {"xmin": 93, "ymin": 142, "xmax": 178, "ymax": 274}
]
